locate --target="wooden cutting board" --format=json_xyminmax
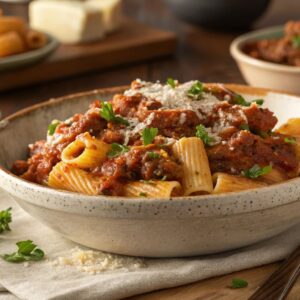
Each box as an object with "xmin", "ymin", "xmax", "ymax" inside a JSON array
[{"xmin": 0, "ymin": 18, "xmax": 176, "ymax": 92}]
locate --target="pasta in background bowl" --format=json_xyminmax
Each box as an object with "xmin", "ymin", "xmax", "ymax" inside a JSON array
[{"xmin": 0, "ymin": 83, "xmax": 300, "ymax": 257}]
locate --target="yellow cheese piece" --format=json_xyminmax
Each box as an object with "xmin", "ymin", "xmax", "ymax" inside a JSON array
[
  {"xmin": 29, "ymin": 0, "xmax": 106, "ymax": 44},
  {"xmin": 86, "ymin": 0, "xmax": 122, "ymax": 32}
]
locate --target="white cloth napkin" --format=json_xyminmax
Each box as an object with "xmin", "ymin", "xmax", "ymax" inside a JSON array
[{"xmin": 0, "ymin": 189, "xmax": 300, "ymax": 300}]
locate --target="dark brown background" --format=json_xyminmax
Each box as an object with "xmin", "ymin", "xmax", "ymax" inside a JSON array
[{"xmin": 1, "ymin": 0, "xmax": 300, "ymax": 118}]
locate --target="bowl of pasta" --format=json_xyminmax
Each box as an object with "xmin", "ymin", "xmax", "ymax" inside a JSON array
[{"xmin": 0, "ymin": 80, "xmax": 300, "ymax": 257}]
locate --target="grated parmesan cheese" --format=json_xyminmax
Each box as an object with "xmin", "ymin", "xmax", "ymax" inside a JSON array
[{"xmin": 52, "ymin": 247, "xmax": 146, "ymax": 275}]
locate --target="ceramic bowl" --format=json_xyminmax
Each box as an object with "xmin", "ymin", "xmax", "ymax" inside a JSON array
[
  {"xmin": 0, "ymin": 85, "xmax": 300, "ymax": 258},
  {"xmin": 165, "ymin": 0, "xmax": 271, "ymax": 30},
  {"xmin": 230, "ymin": 26, "xmax": 300, "ymax": 94}
]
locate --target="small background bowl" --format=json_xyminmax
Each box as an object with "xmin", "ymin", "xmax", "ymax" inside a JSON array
[
  {"xmin": 165, "ymin": 0, "xmax": 271, "ymax": 30},
  {"xmin": 0, "ymin": 85, "xmax": 300, "ymax": 258},
  {"xmin": 0, "ymin": 34, "xmax": 58, "ymax": 72},
  {"xmin": 230, "ymin": 25, "xmax": 300, "ymax": 94}
]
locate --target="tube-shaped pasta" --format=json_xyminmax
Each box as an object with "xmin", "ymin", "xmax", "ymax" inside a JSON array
[
  {"xmin": 26, "ymin": 30, "xmax": 47, "ymax": 49},
  {"xmin": 259, "ymin": 168, "xmax": 288, "ymax": 184},
  {"xmin": 0, "ymin": 31, "xmax": 26, "ymax": 57},
  {"xmin": 172, "ymin": 137, "xmax": 213, "ymax": 195},
  {"xmin": 61, "ymin": 132, "xmax": 110, "ymax": 169},
  {"xmin": 277, "ymin": 118, "xmax": 300, "ymax": 136},
  {"xmin": 212, "ymin": 173, "xmax": 267, "ymax": 194},
  {"xmin": 0, "ymin": 16, "xmax": 26, "ymax": 37},
  {"xmin": 48, "ymin": 162, "xmax": 101, "ymax": 195},
  {"xmin": 123, "ymin": 181, "xmax": 182, "ymax": 198}
]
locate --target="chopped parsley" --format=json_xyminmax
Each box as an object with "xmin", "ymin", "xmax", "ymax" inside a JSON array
[
  {"xmin": 240, "ymin": 124, "xmax": 250, "ymax": 131},
  {"xmin": 142, "ymin": 127, "xmax": 158, "ymax": 145},
  {"xmin": 195, "ymin": 124, "xmax": 214, "ymax": 146},
  {"xmin": 0, "ymin": 208, "xmax": 12, "ymax": 234},
  {"xmin": 230, "ymin": 278, "xmax": 248, "ymax": 289},
  {"xmin": 161, "ymin": 175, "xmax": 167, "ymax": 181},
  {"xmin": 108, "ymin": 143, "xmax": 129, "ymax": 158},
  {"xmin": 99, "ymin": 102, "xmax": 129, "ymax": 126},
  {"xmin": 3, "ymin": 240, "xmax": 44, "ymax": 263},
  {"xmin": 188, "ymin": 81, "xmax": 204, "ymax": 100},
  {"xmin": 139, "ymin": 192, "xmax": 148, "ymax": 197},
  {"xmin": 48, "ymin": 120, "xmax": 60, "ymax": 136},
  {"xmin": 166, "ymin": 77, "xmax": 177, "ymax": 88},
  {"xmin": 147, "ymin": 151, "xmax": 160, "ymax": 159},
  {"xmin": 292, "ymin": 35, "xmax": 300, "ymax": 49},
  {"xmin": 233, "ymin": 94, "xmax": 264, "ymax": 107},
  {"xmin": 284, "ymin": 137, "xmax": 296, "ymax": 145},
  {"xmin": 243, "ymin": 164, "xmax": 272, "ymax": 179}
]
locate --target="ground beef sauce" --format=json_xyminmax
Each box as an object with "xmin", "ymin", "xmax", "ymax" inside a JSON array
[
  {"xmin": 12, "ymin": 79, "xmax": 299, "ymax": 195},
  {"xmin": 243, "ymin": 21, "xmax": 300, "ymax": 66}
]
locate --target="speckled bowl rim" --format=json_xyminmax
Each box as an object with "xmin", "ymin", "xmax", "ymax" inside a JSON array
[
  {"xmin": 0, "ymin": 84, "xmax": 300, "ymax": 218},
  {"xmin": 230, "ymin": 25, "xmax": 300, "ymax": 74}
]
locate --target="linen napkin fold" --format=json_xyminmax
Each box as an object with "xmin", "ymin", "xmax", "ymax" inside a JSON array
[{"xmin": 0, "ymin": 189, "xmax": 300, "ymax": 300}]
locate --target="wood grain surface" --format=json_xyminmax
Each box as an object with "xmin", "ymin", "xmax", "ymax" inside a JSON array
[
  {"xmin": 1, "ymin": 0, "xmax": 300, "ymax": 299},
  {"xmin": 0, "ymin": 18, "xmax": 176, "ymax": 91}
]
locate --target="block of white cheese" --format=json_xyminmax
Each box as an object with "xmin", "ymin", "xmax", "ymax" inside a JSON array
[
  {"xmin": 29, "ymin": 0, "xmax": 106, "ymax": 44},
  {"xmin": 86, "ymin": 0, "xmax": 122, "ymax": 32}
]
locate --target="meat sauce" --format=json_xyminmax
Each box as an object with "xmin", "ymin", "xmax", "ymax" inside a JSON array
[
  {"xmin": 243, "ymin": 21, "xmax": 300, "ymax": 67},
  {"xmin": 11, "ymin": 80, "xmax": 299, "ymax": 195}
]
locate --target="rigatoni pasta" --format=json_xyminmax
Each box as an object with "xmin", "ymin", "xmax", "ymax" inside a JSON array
[
  {"xmin": 172, "ymin": 137, "xmax": 213, "ymax": 195},
  {"xmin": 12, "ymin": 79, "xmax": 300, "ymax": 198}
]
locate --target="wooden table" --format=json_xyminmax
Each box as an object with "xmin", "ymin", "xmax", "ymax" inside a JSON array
[{"xmin": 1, "ymin": 0, "xmax": 300, "ymax": 299}]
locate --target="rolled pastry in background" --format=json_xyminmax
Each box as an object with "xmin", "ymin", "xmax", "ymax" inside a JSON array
[
  {"xmin": 26, "ymin": 30, "xmax": 47, "ymax": 49},
  {"xmin": 0, "ymin": 31, "xmax": 26, "ymax": 57},
  {"xmin": 0, "ymin": 16, "xmax": 27, "ymax": 38}
]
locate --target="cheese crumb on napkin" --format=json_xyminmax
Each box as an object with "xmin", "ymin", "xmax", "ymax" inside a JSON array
[{"xmin": 52, "ymin": 247, "xmax": 146, "ymax": 274}]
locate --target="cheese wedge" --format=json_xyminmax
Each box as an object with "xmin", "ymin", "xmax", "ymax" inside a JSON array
[
  {"xmin": 86, "ymin": 0, "xmax": 122, "ymax": 32},
  {"xmin": 29, "ymin": 0, "xmax": 106, "ymax": 44}
]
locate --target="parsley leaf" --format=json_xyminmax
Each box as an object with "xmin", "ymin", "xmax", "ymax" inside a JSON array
[
  {"xmin": 243, "ymin": 164, "xmax": 272, "ymax": 179},
  {"xmin": 108, "ymin": 143, "xmax": 129, "ymax": 158},
  {"xmin": 0, "ymin": 208, "xmax": 12, "ymax": 234},
  {"xmin": 188, "ymin": 81, "xmax": 204, "ymax": 100},
  {"xmin": 48, "ymin": 120, "xmax": 60, "ymax": 136},
  {"xmin": 166, "ymin": 77, "xmax": 177, "ymax": 88},
  {"xmin": 100, "ymin": 102, "xmax": 129, "ymax": 126},
  {"xmin": 230, "ymin": 278, "xmax": 248, "ymax": 289},
  {"xmin": 139, "ymin": 192, "xmax": 148, "ymax": 197},
  {"xmin": 284, "ymin": 137, "xmax": 296, "ymax": 145},
  {"xmin": 147, "ymin": 151, "xmax": 160, "ymax": 159},
  {"xmin": 233, "ymin": 95, "xmax": 264, "ymax": 107},
  {"xmin": 3, "ymin": 240, "xmax": 45, "ymax": 263},
  {"xmin": 292, "ymin": 35, "xmax": 300, "ymax": 49},
  {"xmin": 142, "ymin": 127, "xmax": 158, "ymax": 145},
  {"xmin": 240, "ymin": 124, "xmax": 250, "ymax": 131},
  {"xmin": 195, "ymin": 124, "xmax": 214, "ymax": 146}
]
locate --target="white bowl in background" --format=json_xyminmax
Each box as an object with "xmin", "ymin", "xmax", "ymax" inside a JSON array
[{"xmin": 230, "ymin": 26, "xmax": 300, "ymax": 95}]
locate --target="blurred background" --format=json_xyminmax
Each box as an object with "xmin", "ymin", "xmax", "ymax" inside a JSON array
[{"xmin": 0, "ymin": 0, "xmax": 299, "ymax": 118}]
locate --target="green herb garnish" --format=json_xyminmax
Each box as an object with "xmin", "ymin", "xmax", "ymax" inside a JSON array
[
  {"xmin": 166, "ymin": 77, "xmax": 177, "ymax": 88},
  {"xmin": 284, "ymin": 137, "xmax": 297, "ymax": 145},
  {"xmin": 100, "ymin": 102, "xmax": 129, "ymax": 126},
  {"xmin": 188, "ymin": 81, "xmax": 204, "ymax": 100},
  {"xmin": 233, "ymin": 95, "xmax": 264, "ymax": 107},
  {"xmin": 0, "ymin": 208, "xmax": 12, "ymax": 233},
  {"xmin": 142, "ymin": 127, "xmax": 158, "ymax": 145},
  {"xmin": 292, "ymin": 35, "xmax": 300, "ymax": 49},
  {"xmin": 161, "ymin": 175, "xmax": 167, "ymax": 181},
  {"xmin": 147, "ymin": 151, "xmax": 160, "ymax": 159},
  {"xmin": 108, "ymin": 143, "xmax": 129, "ymax": 158},
  {"xmin": 48, "ymin": 120, "xmax": 60, "ymax": 136},
  {"xmin": 3, "ymin": 240, "xmax": 44, "ymax": 263},
  {"xmin": 195, "ymin": 124, "xmax": 214, "ymax": 146},
  {"xmin": 230, "ymin": 278, "xmax": 248, "ymax": 289},
  {"xmin": 243, "ymin": 164, "xmax": 272, "ymax": 179},
  {"xmin": 139, "ymin": 192, "xmax": 148, "ymax": 197},
  {"xmin": 240, "ymin": 124, "xmax": 250, "ymax": 131}
]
